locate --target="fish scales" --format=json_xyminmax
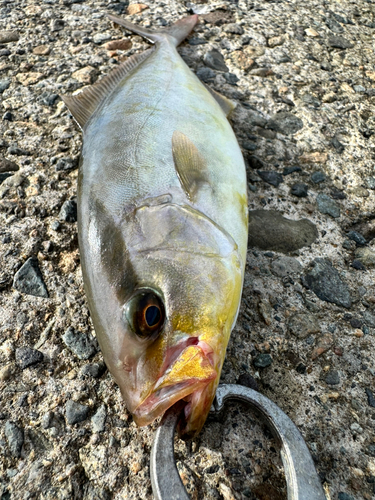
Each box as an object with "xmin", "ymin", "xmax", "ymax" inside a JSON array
[{"xmin": 62, "ymin": 14, "xmax": 248, "ymax": 436}]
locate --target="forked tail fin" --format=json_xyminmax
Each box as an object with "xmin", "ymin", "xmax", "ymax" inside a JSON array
[{"xmin": 107, "ymin": 13, "xmax": 199, "ymax": 47}]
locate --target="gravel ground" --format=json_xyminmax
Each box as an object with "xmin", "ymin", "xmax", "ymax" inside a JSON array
[{"xmin": 1, "ymin": 0, "xmax": 375, "ymax": 499}]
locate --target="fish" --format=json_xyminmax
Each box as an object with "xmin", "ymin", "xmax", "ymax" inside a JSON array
[{"xmin": 62, "ymin": 13, "xmax": 248, "ymax": 436}]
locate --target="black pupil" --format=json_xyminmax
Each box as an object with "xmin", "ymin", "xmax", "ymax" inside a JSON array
[{"xmin": 145, "ymin": 306, "xmax": 160, "ymax": 327}]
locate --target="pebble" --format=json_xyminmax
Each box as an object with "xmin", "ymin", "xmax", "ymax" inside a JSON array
[
  {"xmin": 223, "ymin": 23, "xmax": 244, "ymax": 35},
  {"xmin": 104, "ymin": 39, "xmax": 132, "ymax": 51},
  {"xmin": 80, "ymin": 363, "xmax": 105, "ymax": 378},
  {"xmin": 40, "ymin": 93, "xmax": 59, "ymax": 107},
  {"xmin": 126, "ymin": 3, "xmax": 148, "ymax": 15},
  {"xmin": 13, "ymin": 257, "xmax": 49, "ymax": 298},
  {"xmin": 331, "ymin": 136, "xmax": 345, "ymax": 153},
  {"xmin": 224, "ymin": 72, "xmax": 239, "ymax": 85},
  {"xmin": 0, "ymin": 79, "xmax": 10, "ymax": 93},
  {"xmin": 328, "ymin": 36, "xmax": 354, "ymax": 49},
  {"xmin": 66, "ymin": 400, "xmax": 89, "ymax": 425},
  {"xmin": 93, "ymin": 33, "xmax": 112, "ymax": 44},
  {"xmin": 242, "ymin": 141, "xmax": 257, "ymax": 151},
  {"xmin": 316, "ymin": 193, "xmax": 340, "ymax": 218},
  {"xmin": 338, "ymin": 494, "xmax": 355, "ymax": 500},
  {"xmin": 270, "ymin": 256, "xmax": 302, "ymax": 277},
  {"xmin": 196, "ymin": 67, "xmax": 216, "ymax": 82},
  {"xmin": 15, "ymin": 347, "xmax": 43, "ymax": 369},
  {"xmin": 7, "ymin": 145, "xmax": 29, "ymax": 156},
  {"xmin": 4, "ymin": 421, "xmax": 24, "ymax": 458},
  {"xmin": 302, "ymin": 258, "xmax": 351, "ymax": 308},
  {"xmin": 253, "ymin": 354, "xmax": 272, "ymax": 368},
  {"xmin": 365, "ymin": 176, "xmax": 375, "ymax": 190},
  {"xmin": 55, "ymin": 157, "xmax": 77, "ymax": 171},
  {"xmin": 325, "ymin": 370, "xmax": 340, "ymax": 385},
  {"xmin": 288, "ymin": 312, "xmax": 320, "ymax": 339},
  {"xmin": 248, "ymin": 210, "xmax": 318, "ymax": 253},
  {"xmin": 72, "ymin": 66, "xmax": 97, "ymax": 84},
  {"xmin": 257, "ymin": 170, "xmax": 283, "ymax": 187},
  {"xmin": 203, "ymin": 49, "xmax": 229, "ymax": 72},
  {"xmin": 62, "ymin": 327, "xmax": 97, "ymax": 360},
  {"xmin": 0, "ymin": 31, "xmax": 19, "ymax": 43},
  {"xmin": 3, "ymin": 111, "xmax": 12, "ymax": 121},
  {"xmin": 283, "ymin": 166, "xmax": 302, "ymax": 175},
  {"xmin": 350, "ymin": 423, "xmax": 363, "ymax": 435},
  {"xmin": 32, "ymin": 45, "xmax": 50, "ymax": 56},
  {"xmin": 291, "ymin": 183, "xmax": 308, "ymax": 197},
  {"xmin": 311, "ymin": 171, "xmax": 326, "ymax": 184},
  {"xmin": 59, "ymin": 199, "xmax": 77, "ymax": 222},
  {"xmin": 91, "ymin": 405, "xmax": 107, "ymax": 433},
  {"xmin": 50, "ymin": 19, "xmax": 64, "ymax": 32},
  {"xmin": 365, "ymin": 388, "xmax": 375, "ymax": 408},
  {"xmin": 355, "ymin": 247, "xmax": 375, "ymax": 268},
  {"xmin": 267, "ymin": 112, "xmax": 304, "ymax": 135},
  {"xmin": 237, "ymin": 373, "xmax": 259, "ymax": 391},
  {"xmin": 299, "ymin": 152, "xmax": 328, "ymax": 164},
  {"xmin": 347, "ymin": 231, "xmax": 366, "ymax": 246},
  {"xmin": 268, "ymin": 35, "xmax": 284, "ymax": 47}
]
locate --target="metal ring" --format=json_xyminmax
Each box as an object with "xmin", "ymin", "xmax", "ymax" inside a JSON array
[{"xmin": 150, "ymin": 383, "xmax": 326, "ymax": 500}]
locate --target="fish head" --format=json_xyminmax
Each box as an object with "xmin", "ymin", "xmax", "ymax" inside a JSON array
[{"xmin": 81, "ymin": 201, "xmax": 244, "ymax": 436}]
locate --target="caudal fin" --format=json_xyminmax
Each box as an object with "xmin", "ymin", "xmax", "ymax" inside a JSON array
[{"xmin": 107, "ymin": 13, "xmax": 199, "ymax": 47}]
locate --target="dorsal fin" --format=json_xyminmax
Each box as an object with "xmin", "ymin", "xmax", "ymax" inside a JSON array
[
  {"xmin": 172, "ymin": 131, "xmax": 210, "ymax": 201},
  {"xmin": 61, "ymin": 48, "xmax": 153, "ymax": 129},
  {"xmin": 107, "ymin": 13, "xmax": 199, "ymax": 48},
  {"xmin": 203, "ymin": 83, "xmax": 236, "ymax": 117}
]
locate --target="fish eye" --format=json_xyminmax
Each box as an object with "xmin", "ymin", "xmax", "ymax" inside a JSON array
[{"xmin": 124, "ymin": 289, "xmax": 165, "ymax": 339}]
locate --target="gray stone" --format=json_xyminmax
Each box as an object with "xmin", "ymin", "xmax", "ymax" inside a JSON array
[
  {"xmin": 270, "ymin": 256, "xmax": 302, "ymax": 277},
  {"xmin": 242, "ymin": 141, "xmax": 257, "ymax": 151},
  {"xmin": 93, "ymin": 33, "xmax": 111, "ymax": 44},
  {"xmin": 91, "ymin": 405, "xmax": 106, "ymax": 433},
  {"xmin": 253, "ymin": 353, "xmax": 272, "ymax": 368},
  {"xmin": 361, "ymin": 310, "xmax": 375, "ymax": 328},
  {"xmin": 188, "ymin": 37, "xmax": 207, "ymax": 45},
  {"xmin": 338, "ymin": 494, "xmax": 355, "ymax": 500},
  {"xmin": 196, "ymin": 67, "xmax": 216, "ymax": 82},
  {"xmin": 331, "ymin": 136, "xmax": 345, "ymax": 153},
  {"xmin": 365, "ymin": 176, "xmax": 375, "ymax": 189},
  {"xmin": 355, "ymin": 247, "xmax": 375, "ymax": 268},
  {"xmin": 257, "ymin": 170, "xmax": 283, "ymax": 187},
  {"xmin": 13, "ymin": 258, "xmax": 49, "ymax": 298},
  {"xmin": 66, "ymin": 400, "xmax": 89, "ymax": 425},
  {"xmin": 302, "ymin": 258, "xmax": 351, "ymax": 308},
  {"xmin": 288, "ymin": 312, "xmax": 320, "ymax": 339},
  {"xmin": 365, "ymin": 388, "xmax": 375, "ymax": 408},
  {"xmin": 224, "ymin": 72, "xmax": 239, "ymax": 85},
  {"xmin": 0, "ymin": 31, "xmax": 19, "ymax": 43},
  {"xmin": 80, "ymin": 363, "xmax": 105, "ymax": 378},
  {"xmin": 353, "ymin": 84, "xmax": 365, "ymax": 93},
  {"xmin": 311, "ymin": 171, "xmax": 326, "ymax": 183},
  {"xmin": 347, "ymin": 231, "xmax": 366, "ymax": 246},
  {"xmin": 59, "ymin": 200, "xmax": 77, "ymax": 222},
  {"xmin": 223, "ymin": 23, "xmax": 244, "ymax": 35},
  {"xmin": 55, "ymin": 157, "xmax": 78, "ymax": 171},
  {"xmin": 0, "ymin": 158, "xmax": 19, "ymax": 173},
  {"xmin": 326, "ymin": 17, "xmax": 344, "ymax": 33},
  {"xmin": 15, "ymin": 347, "xmax": 43, "ymax": 369},
  {"xmin": 328, "ymin": 36, "xmax": 354, "ymax": 49},
  {"xmin": 62, "ymin": 327, "xmax": 97, "ymax": 360},
  {"xmin": 267, "ymin": 112, "xmax": 303, "ymax": 135},
  {"xmin": 0, "ymin": 79, "xmax": 10, "ymax": 93},
  {"xmin": 203, "ymin": 49, "xmax": 229, "ymax": 72},
  {"xmin": 7, "ymin": 145, "xmax": 29, "ymax": 156},
  {"xmin": 325, "ymin": 370, "xmax": 340, "ymax": 385},
  {"xmin": 291, "ymin": 183, "xmax": 308, "ymax": 197},
  {"xmin": 316, "ymin": 193, "xmax": 340, "ymax": 218},
  {"xmin": 248, "ymin": 210, "xmax": 318, "ymax": 253},
  {"xmin": 5, "ymin": 422, "xmax": 24, "ymax": 457}
]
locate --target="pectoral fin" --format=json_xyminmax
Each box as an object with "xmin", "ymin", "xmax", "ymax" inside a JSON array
[{"xmin": 172, "ymin": 131, "xmax": 210, "ymax": 201}]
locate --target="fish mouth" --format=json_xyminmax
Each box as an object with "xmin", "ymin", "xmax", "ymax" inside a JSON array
[{"xmin": 133, "ymin": 339, "xmax": 217, "ymax": 427}]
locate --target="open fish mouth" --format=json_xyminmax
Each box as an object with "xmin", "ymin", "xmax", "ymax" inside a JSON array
[{"xmin": 133, "ymin": 341, "xmax": 217, "ymax": 427}]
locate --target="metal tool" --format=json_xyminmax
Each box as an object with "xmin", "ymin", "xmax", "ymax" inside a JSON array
[{"xmin": 150, "ymin": 383, "xmax": 326, "ymax": 500}]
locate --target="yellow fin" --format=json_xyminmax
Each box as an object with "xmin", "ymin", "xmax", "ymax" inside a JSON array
[
  {"xmin": 172, "ymin": 131, "xmax": 209, "ymax": 201},
  {"xmin": 203, "ymin": 84, "xmax": 236, "ymax": 117},
  {"xmin": 61, "ymin": 48, "xmax": 154, "ymax": 129}
]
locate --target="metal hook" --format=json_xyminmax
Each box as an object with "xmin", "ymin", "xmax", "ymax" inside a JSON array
[{"xmin": 150, "ymin": 384, "xmax": 326, "ymax": 500}]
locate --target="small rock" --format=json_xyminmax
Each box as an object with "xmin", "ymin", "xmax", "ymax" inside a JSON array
[
  {"xmin": 7, "ymin": 145, "xmax": 29, "ymax": 156},
  {"xmin": 0, "ymin": 158, "xmax": 18, "ymax": 173},
  {"xmin": 288, "ymin": 313, "xmax": 320, "ymax": 339},
  {"xmin": 311, "ymin": 171, "xmax": 326, "ymax": 183},
  {"xmin": 79, "ymin": 445, "xmax": 108, "ymax": 480},
  {"xmin": 93, "ymin": 33, "xmax": 111, "ymax": 44},
  {"xmin": 257, "ymin": 170, "xmax": 283, "ymax": 187},
  {"xmin": 253, "ymin": 354, "xmax": 272, "ymax": 368},
  {"xmin": 271, "ymin": 256, "xmax": 302, "ymax": 277},
  {"xmin": 104, "ymin": 39, "xmax": 132, "ymax": 51},
  {"xmin": 299, "ymin": 152, "xmax": 328, "ymax": 164},
  {"xmin": 126, "ymin": 3, "xmax": 149, "ymax": 15},
  {"xmin": 328, "ymin": 36, "xmax": 354, "ymax": 49},
  {"xmin": 268, "ymin": 35, "xmax": 284, "ymax": 47},
  {"xmin": 91, "ymin": 405, "xmax": 106, "ymax": 433},
  {"xmin": 196, "ymin": 67, "xmax": 216, "ymax": 82},
  {"xmin": 338, "ymin": 494, "xmax": 355, "ymax": 500},
  {"xmin": 51, "ymin": 19, "xmax": 64, "ymax": 32},
  {"xmin": 258, "ymin": 298, "xmax": 272, "ymax": 325},
  {"xmin": 316, "ymin": 193, "xmax": 340, "ymax": 218},
  {"xmin": 325, "ymin": 370, "xmax": 340, "ymax": 385},
  {"xmin": 302, "ymin": 258, "xmax": 351, "ymax": 308},
  {"xmin": 0, "ymin": 363, "xmax": 15, "ymax": 381},
  {"xmin": 237, "ymin": 373, "xmax": 259, "ymax": 391},
  {"xmin": 15, "ymin": 347, "xmax": 43, "ymax": 369},
  {"xmin": 365, "ymin": 176, "xmax": 375, "ymax": 190},
  {"xmin": 203, "ymin": 49, "xmax": 229, "ymax": 72},
  {"xmin": 4, "ymin": 422, "xmax": 24, "ymax": 458},
  {"xmin": 326, "ymin": 17, "xmax": 344, "ymax": 34},
  {"xmin": 305, "ymin": 27, "xmax": 319, "ymax": 37},
  {"xmin": 321, "ymin": 61, "xmax": 332, "ymax": 71},
  {"xmin": 291, "ymin": 183, "xmax": 308, "ymax": 197},
  {"xmin": 248, "ymin": 210, "xmax": 318, "ymax": 253},
  {"xmin": 13, "ymin": 257, "xmax": 49, "ymax": 298},
  {"xmin": 311, "ymin": 334, "xmax": 334, "ymax": 360},
  {"xmin": 3, "ymin": 111, "xmax": 12, "ymax": 121},
  {"xmin": 223, "ymin": 72, "xmax": 239, "ymax": 85},
  {"xmin": 355, "ymin": 247, "xmax": 375, "ymax": 268},
  {"xmin": 267, "ymin": 112, "xmax": 303, "ymax": 135},
  {"xmin": 242, "ymin": 141, "xmax": 257, "ymax": 151},
  {"xmin": 55, "ymin": 157, "xmax": 78, "ymax": 172},
  {"xmin": 201, "ymin": 10, "xmax": 234, "ymax": 26},
  {"xmin": 0, "ymin": 31, "xmax": 19, "ymax": 43},
  {"xmin": 0, "ymin": 79, "xmax": 10, "ymax": 93},
  {"xmin": 62, "ymin": 327, "xmax": 97, "ymax": 360},
  {"xmin": 59, "ymin": 200, "xmax": 77, "ymax": 222},
  {"xmin": 350, "ymin": 423, "xmax": 363, "ymax": 435},
  {"xmin": 283, "ymin": 166, "xmax": 302, "ymax": 175},
  {"xmin": 41, "ymin": 411, "xmax": 54, "ymax": 430},
  {"xmin": 41, "ymin": 93, "xmax": 59, "ymax": 107},
  {"xmin": 66, "ymin": 400, "xmax": 89, "ymax": 425},
  {"xmin": 231, "ymin": 51, "xmax": 255, "ymax": 72},
  {"xmin": 353, "ymin": 84, "xmax": 365, "ymax": 93},
  {"xmin": 72, "ymin": 66, "xmax": 97, "ymax": 84},
  {"xmin": 330, "ymin": 188, "xmax": 346, "ymax": 200},
  {"xmin": 224, "ymin": 23, "xmax": 244, "ymax": 35},
  {"xmin": 80, "ymin": 363, "xmax": 106, "ymax": 378},
  {"xmin": 352, "ymin": 260, "xmax": 365, "ymax": 271},
  {"xmin": 16, "ymin": 72, "xmax": 44, "ymax": 86},
  {"xmin": 32, "ymin": 45, "xmax": 50, "ymax": 56},
  {"xmin": 331, "ymin": 136, "xmax": 345, "ymax": 153},
  {"xmin": 347, "ymin": 231, "xmax": 366, "ymax": 247},
  {"xmin": 365, "ymin": 388, "xmax": 375, "ymax": 408}
]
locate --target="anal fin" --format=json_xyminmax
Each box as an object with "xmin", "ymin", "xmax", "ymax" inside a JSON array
[{"xmin": 61, "ymin": 48, "xmax": 154, "ymax": 129}]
